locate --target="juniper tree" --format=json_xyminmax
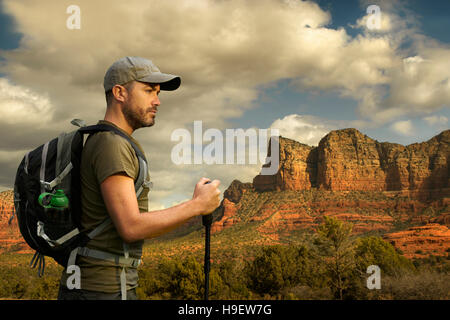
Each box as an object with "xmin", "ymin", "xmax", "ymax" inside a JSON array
[{"xmin": 313, "ymin": 216, "xmax": 356, "ymax": 300}]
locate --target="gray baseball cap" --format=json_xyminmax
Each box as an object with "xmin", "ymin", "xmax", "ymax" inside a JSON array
[{"xmin": 103, "ymin": 56, "xmax": 181, "ymax": 92}]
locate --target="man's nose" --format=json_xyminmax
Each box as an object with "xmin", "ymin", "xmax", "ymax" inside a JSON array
[{"xmin": 153, "ymin": 95, "xmax": 161, "ymax": 106}]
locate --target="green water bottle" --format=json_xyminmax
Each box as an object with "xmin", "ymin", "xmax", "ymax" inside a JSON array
[{"xmin": 38, "ymin": 189, "xmax": 69, "ymax": 222}]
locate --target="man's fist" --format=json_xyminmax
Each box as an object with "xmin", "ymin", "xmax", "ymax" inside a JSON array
[{"xmin": 192, "ymin": 177, "xmax": 221, "ymax": 215}]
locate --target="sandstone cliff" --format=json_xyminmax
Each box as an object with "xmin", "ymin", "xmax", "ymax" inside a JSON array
[
  {"xmin": 252, "ymin": 138, "xmax": 317, "ymax": 191},
  {"xmin": 253, "ymin": 128, "xmax": 450, "ymax": 198},
  {"xmin": 0, "ymin": 190, "xmax": 32, "ymax": 253},
  {"xmin": 211, "ymin": 180, "xmax": 252, "ymax": 233}
]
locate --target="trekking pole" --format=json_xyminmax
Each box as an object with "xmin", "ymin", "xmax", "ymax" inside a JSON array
[
  {"xmin": 202, "ymin": 180, "xmax": 215, "ymax": 300},
  {"xmin": 202, "ymin": 212, "xmax": 213, "ymax": 300}
]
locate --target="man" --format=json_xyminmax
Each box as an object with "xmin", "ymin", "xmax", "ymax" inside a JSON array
[{"xmin": 58, "ymin": 56, "xmax": 221, "ymax": 300}]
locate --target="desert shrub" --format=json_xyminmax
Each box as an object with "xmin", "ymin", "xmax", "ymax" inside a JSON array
[
  {"xmin": 368, "ymin": 271, "xmax": 450, "ymax": 300},
  {"xmin": 354, "ymin": 236, "xmax": 415, "ymax": 276},
  {"xmin": 0, "ymin": 256, "xmax": 61, "ymax": 300},
  {"xmin": 138, "ymin": 256, "xmax": 224, "ymax": 300},
  {"xmin": 320, "ymin": 235, "xmax": 416, "ymax": 299},
  {"xmin": 244, "ymin": 245, "xmax": 313, "ymax": 296},
  {"xmin": 280, "ymin": 285, "xmax": 334, "ymax": 300},
  {"xmin": 0, "ymin": 268, "xmax": 29, "ymax": 299},
  {"xmin": 412, "ymin": 254, "xmax": 450, "ymax": 273},
  {"xmin": 27, "ymin": 274, "xmax": 60, "ymax": 300},
  {"xmin": 309, "ymin": 218, "xmax": 418, "ymax": 300},
  {"xmin": 216, "ymin": 259, "xmax": 252, "ymax": 299},
  {"xmin": 312, "ymin": 216, "xmax": 356, "ymax": 300}
]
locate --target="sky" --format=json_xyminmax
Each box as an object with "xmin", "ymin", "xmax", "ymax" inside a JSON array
[{"xmin": 0, "ymin": 0, "xmax": 449, "ymax": 210}]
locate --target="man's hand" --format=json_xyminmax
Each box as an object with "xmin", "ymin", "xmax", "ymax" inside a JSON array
[{"xmin": 192, "ymin": 177, "xmax": 221, "ymax": 215}]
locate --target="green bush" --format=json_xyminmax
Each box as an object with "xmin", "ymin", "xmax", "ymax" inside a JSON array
[
  {"xmin": 354, "ymin": 236, "xmax": 415, "ymax": 276},
  {"xmin": 244, "ymin": 245, "xmax": 313, "ymax": 296},
  {"xmin": 0, "ymin": 255, "xmax": 61, "ymax": 300},
  {"xmin": 138, "ymin": 256, "xmax": 224, "ymax": 300},
  {"xmin": 27, "ymin": 275, "xmax": 60, "ymax": 300},
  {"xmin": 0, "ymin": 269, "xmax": 29, "ymax": 299},
  {"xmin": 216, "ymin": 259, "xmax": 251, "ymax": 299}
]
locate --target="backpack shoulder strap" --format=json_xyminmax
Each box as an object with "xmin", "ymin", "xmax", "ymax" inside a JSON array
[
  {"xmin": 78, "ymin": 124, "xmax": 148, "ymax": 194},
  {"xmin": 78, "ymin": 124, "xmax": 145, "ymax": 159}
]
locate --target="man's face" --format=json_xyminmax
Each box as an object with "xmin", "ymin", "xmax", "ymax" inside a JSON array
[{"xmin": 122, "ymin": 81, "xmax": 161, "ymax": 130}]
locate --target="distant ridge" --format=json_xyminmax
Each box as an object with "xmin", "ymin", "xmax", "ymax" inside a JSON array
[{"xmin": 253, "ymin": 128, "xmax": 450, "ymax": 198}]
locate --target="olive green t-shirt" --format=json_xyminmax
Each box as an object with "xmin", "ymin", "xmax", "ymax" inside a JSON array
[{"xmin": 61, "ymin": 120, "xmax": 150, "ymax": 293}]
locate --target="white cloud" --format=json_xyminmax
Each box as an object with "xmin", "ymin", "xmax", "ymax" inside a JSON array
[
  {"xmin": 270, "ymin": 114, "xmax": 333, "ymax": 146},
  {"xmin": 390, "ymin": 120, "xmax": 414, "ymax": 136},
  {"xmin": 0, "ymin": 79, "xmax": 64, "ymax": 187},
  {"xmin": 423, "ymin": 115, "xmax": 448, "ymax": 126},
  {"xmin": 1, "ymin": 0, "xmax": 447, "ymax": 129},
  {"xmin": 268, "ymin": 113, "xmax": 375, "ymax": 147},
  {"xmin": 0, "ymin": 78, "xmax": 53, "ymax": 125},
  {"xmin": 383, "ymin": 49, "xmax": 450, "ymax": 118},
  {"xmin": 403, "ymin": 56, "xmax": 425, "ymax": 77}
]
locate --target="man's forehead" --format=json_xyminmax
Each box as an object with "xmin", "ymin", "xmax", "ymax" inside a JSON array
[{"xmin": 138, "ymin": 81, "xmax": 160, "ymax": 89}]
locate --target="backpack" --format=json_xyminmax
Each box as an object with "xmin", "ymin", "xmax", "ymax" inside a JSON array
[{"xmin": 12, "ymin": 119, "xmax": 150, "ymax": 279}]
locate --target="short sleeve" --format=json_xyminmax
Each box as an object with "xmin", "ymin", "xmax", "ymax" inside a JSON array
[{"xmin": 88, "ymin": 132, "xmax": 139, "ymax": 185}]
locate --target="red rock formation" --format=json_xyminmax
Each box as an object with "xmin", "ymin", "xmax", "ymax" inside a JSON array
[
  {"xmin": 210, "ymin": 180, "xmax": 253, "ymax": 233},
  {"xmin": 256, "ymin": 203, "xmax": 315, "ymax": 238},
  {"xmin": 223, "ymin": 180, "xmax": 252, "ymax": 203},
  {"xmin": 0, "ymin": 191, "xmax": 14, "ymax": 221},
  {"xmin": 254, "ymin": 128, "xmax": 450, "ymax": 198},
  {"xmin": 253, "ymin": 138, "xmax": 317, "ymax": 191},
  {"xmin": 430, "ymin": 213, "xmax": 450, "ymax": 227},
  {"xmin": 383, "ymin": 224, "xmax": 450, "ymax": 259},
  {"xmin": 211, "ymin": 198, "xmax": 240, "ymax": 233},
  {"xmin": 254, "ymin": 201, "xmax": 399, "ymax": 237},
  {"xmin": 0, "ymin": 190, "xmax": 32, "ymax": 254},
  {"xmin": 317, "ymin": 129, "xmax": 388, "ymax": 191}
]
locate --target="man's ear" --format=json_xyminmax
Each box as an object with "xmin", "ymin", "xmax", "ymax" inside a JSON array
[{"xmin": 112, "ymin": 85, "xmax": 128, "ymax": 103}]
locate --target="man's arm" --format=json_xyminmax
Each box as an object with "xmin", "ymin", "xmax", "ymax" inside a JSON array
[{"xmin": 100, "ymin": 174, "xmax": 221, "ymax": 243}]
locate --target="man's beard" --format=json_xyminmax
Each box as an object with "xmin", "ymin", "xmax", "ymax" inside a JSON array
[{"xmin": 122, "ymin": 104, "xmax": 155, "ymax": 131}]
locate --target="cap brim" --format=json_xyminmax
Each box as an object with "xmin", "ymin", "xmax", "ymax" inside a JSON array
[{"xmin": 138, "ymin": 73, "xmax": 181, "ymax": 91}]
